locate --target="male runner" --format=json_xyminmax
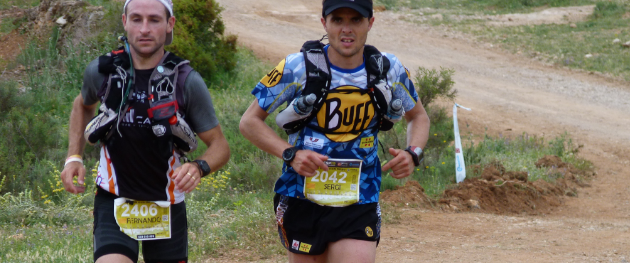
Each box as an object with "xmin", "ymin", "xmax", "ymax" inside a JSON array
[
  {"xmin": 60, "ymin": 0, "xmax": 230, "ymax": 262},
  {"xmin": 240, "ymin": 0, "xmax": 430, "ymax": 262}
]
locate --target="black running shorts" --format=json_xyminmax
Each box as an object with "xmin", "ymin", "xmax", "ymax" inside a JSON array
[
  {"xmin": 93, "ymin": 187, "xmax": 188, "ymax": 263},
  {"xmin": 273, "ymin": 194, "xmax": 381, "ymax": 255}
]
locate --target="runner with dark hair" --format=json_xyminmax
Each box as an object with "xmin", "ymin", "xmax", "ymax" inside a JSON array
[{"xmin": 240, "ymin": 0, "xmax": 429, "ymax": 262}]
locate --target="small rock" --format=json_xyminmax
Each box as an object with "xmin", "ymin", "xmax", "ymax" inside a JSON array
[
  {"xmin": 584, "ymin": 54, "xmax": 593, "ymax": 58},
  {"xmin": 623, "ymin": 41, "xmax": 630, "ymax": 48},
  {"xmin": 508, "ymin": 17, "xmax": 513, "ymax": 21},
  {"xmin": 430, "ymin": 13, "xmax": 443, "ymax": 21},
  {"xmin": 55, "ymin": 15, "xmax": 67, "ymax": 25},
  {"xmin": 569, "ymin": 23, "xmax": 577, "ymax": 28},
  {"xmin": 612, "ymin": 38, "xmax": 621, "ymax": 44},
  {"xmin": 467, "ymin": 199, "xmax": 480, "ymax": 209}
]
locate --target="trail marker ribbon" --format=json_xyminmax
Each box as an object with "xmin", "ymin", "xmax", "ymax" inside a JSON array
[{"xmin": 453, "ymin": 103, "xmax": 471, "ymax": 183}]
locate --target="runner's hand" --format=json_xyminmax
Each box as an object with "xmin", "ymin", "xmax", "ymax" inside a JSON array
[
  {"xmin": 60, "ymin": 162, "xmax": 86, "ymax": 194},
  {"xmin": 290, "ymin": 150, "xmax": 328, "ymax": 177},
  {"xmin": 381, "ymin": 148, "xmax": 414, "ymax": 179},
  {"xmin": 172, "ymin": 163, "xmax": 200, "ymax": 193}
]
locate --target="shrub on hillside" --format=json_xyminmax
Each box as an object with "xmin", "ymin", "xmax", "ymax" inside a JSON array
[
  {"xmin": 591, "ymin": 1, "xmax": 626, "ymax": 19},
  {"xmin": 414, "ymin": 66, "xmax": 457, "ymax": 107},
  {"xmin": 169, "ymin": 0, "xmax": 237, "ymax": 84}
]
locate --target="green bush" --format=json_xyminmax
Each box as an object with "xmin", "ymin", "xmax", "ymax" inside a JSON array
[
  {"xmin": 169, "ymin": 0, "xmax": 238, "ymax": 84},
  {"xmin": 378, "ymin": 67, "xmax": 457, "ymax": 192},
  {"xmin": 414, "ymin": 66, "xmax": 456, "ymax": 108},
  {"xmin": 591, "ymin": 2, "xmax": 626, "ymax": 19}
]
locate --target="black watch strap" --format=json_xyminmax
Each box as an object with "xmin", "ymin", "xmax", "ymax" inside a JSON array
[
  {"xmin": 405, "ymin": 146, "xmax": 423, "ymax": 167},
  {"xmin": 193, "ymin": 159, "xmax": 211, "ymax": 177},
  {"xmin": 282, "ymin": 147, "xmax": 298, "ymax": 166}
]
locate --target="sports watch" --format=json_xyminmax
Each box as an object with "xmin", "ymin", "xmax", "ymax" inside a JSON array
[
  {"xmin": 282, "ymin": 147, "xmax": 299, "ymax": 166},
  {"xmin": 193, "ymin": 159, "xmax": 211, "ymax": 177},
  {"xmin": 405, "ymin": 146, "xmax": 424, "ymax": 167}
]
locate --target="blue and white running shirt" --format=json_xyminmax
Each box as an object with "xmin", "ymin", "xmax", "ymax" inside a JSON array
[{"xmin": 251, "ymin": 45, "xmax": 418, "ymax": 204}]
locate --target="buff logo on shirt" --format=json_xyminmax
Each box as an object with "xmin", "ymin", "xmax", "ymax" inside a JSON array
[
  {"xmin": 261, "ymin": 59, "xmax": 286, "ymax": 88},
  {"xmin": 316, "ymin": 86, "xmax": 375, "ymax": 142}
]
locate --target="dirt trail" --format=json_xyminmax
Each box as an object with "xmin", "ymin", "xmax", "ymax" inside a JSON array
[{"xmin": 215, "ymin": 0, "xmax": 630, "ymax": 262}]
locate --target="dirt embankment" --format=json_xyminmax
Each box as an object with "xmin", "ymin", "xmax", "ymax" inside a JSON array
[
  {"xmin": 381, "ymin": 155, "xmax": 595, "ymax": 215},
  {"xmin": 0, "ymin": 0, "xmax": 105, "ymax": 52}
]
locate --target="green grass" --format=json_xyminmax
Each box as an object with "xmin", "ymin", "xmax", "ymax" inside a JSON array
[
  {"xmin": 1, "ymin": 17, "xmax": 18, "ymax": 34},
  {"xmin": 376, "ymin": 0, "xmax": 597, "ymax": 14},
  {"xmin": 0, "ymin": 0, "xmax": 39, "ymax": 10},
  {"xmin": 379, "ymin": 0, "xmax": 630, "ymax": 81},
  {"xmin": 472, "ymin": 2, "xmax": 630, "ymax": 80}
]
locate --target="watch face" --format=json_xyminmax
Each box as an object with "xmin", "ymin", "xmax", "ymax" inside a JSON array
[
  {"xmin": 283, "ymin": 147, "xmax": 296, "ymax": 162},
  {"xmin": 411, "ymin": 147, "xmax": 422, "ymax": 157},
  {"xmin": 195, "ymin": 160, "xmax": 211, "ymax": 175}
]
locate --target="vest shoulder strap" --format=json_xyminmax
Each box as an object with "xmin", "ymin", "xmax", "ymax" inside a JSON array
[{"xmin": 284, "ymin": 41, "xmax": 394, "ymax": 135}]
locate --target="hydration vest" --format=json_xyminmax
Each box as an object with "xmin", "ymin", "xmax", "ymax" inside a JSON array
[
  {"xmin": 88, "ymin": 46, "xmax": 197, "ymax": 155},
  {"xmin": 282, "ymin": 40, "xmax": 395, "ymax": 135}
]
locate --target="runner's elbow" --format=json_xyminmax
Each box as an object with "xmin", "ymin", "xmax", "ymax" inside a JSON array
[{"xmin": 239, "ymin": 115, "xmax": 257, "ymax": 138}]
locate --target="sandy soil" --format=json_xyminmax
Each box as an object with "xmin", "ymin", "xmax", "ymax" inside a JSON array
[
  {"xmin": 485, "ymin": 5, "xmax": 596, "ymax": 26},
  {"xmin": 214, "ymin": 0, "xmax": 630, "ymax": 262}
]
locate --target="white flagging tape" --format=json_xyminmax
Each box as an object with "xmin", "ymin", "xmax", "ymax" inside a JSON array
[{"xmin": 453, "ymin": 103, "xmax": 471, "ymax": 183}]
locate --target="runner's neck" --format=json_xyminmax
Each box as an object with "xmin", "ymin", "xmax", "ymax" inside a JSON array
[
  {"xmin": 130, "ymin": 47, "xmax": 166, "ymax": 70},
  {"xmin": 325, "ymin": 44, "xmax": 365, "ymax": 70}
]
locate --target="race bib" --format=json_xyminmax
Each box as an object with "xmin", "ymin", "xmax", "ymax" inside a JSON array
[
  {"xmin": 113, "ymin": 198, "xmax": 171, "ymax": 241},
  {"xmin": 304, "ymin": 159, "xmax": 362, "ymax": 207}
]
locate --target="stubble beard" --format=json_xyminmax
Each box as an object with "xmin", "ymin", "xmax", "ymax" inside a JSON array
[{"xmin": 129, "ymin": 39, "xmax": 164, "ymax": 59}]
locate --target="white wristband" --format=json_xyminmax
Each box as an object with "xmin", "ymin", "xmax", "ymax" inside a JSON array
[{"xmin": 64, "ymin": 157, "xmax": 83, "ymax": 167}]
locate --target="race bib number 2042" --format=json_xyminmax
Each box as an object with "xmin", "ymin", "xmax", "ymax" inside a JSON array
[
  {"xmin": 304, "ymin": 159, "xmax": 362, "ymax": 207},
  {"xmin": 113, "ymin": 198, "xmax": 171, "ymax": 241}
]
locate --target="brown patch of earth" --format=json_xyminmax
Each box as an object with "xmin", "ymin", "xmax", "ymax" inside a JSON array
[
  {"xmin": 380, "ymin": 181, "xmax": 434, "ymax": 208},
  {"xmin": 0, "ymin": 7, "xmax": 28, "ymax": 69},
  {"xmin": 382, "ymin": 156, "xmax": 595, "ymax": 215},
  {"xmin": 22, "ymin": 0, "xmax": 105, "ymax": 49},
  {"xmin": 0, "ymin": 30, "xmax": 27, "ymax": 69}
]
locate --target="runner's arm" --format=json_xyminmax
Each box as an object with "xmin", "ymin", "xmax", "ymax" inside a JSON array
[
  {"xmin": 240, "ymin": 99, "xmax": 292, "ymax": 158},
  {"xmin": 172, "ymin": 124, "xmax": 230, "ymax": 193},
  {"xmin": 381, "ymin": 102, "xmax": 430, "ymax": 178},
  {"xmin": 240, "ymin": 99, "xmax": 328, "ymax": 176},
  {"xmin": 195, "ymin": 125, "xmax": 230, "ymax": 173},
  {"xmin": 61, "ymin": 95, "xmax": 97, "ymax": 194},
  {"xmin": 404, "ymin": 102, "xmax": 430, "ymax": 149}
]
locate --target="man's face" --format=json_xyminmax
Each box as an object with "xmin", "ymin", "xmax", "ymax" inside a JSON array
[
  {"xmin": 122, "ymin": 0, "xmax": 174, "ymax": 57},
  {"xmin": 321, "ymin": 8, "xmax": 374, "ymax": 59}
]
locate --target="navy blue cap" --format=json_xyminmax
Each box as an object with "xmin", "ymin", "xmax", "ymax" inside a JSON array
[{"xmin": 323, "ymin": 0, "xmax": 373, "ymax": 18}]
